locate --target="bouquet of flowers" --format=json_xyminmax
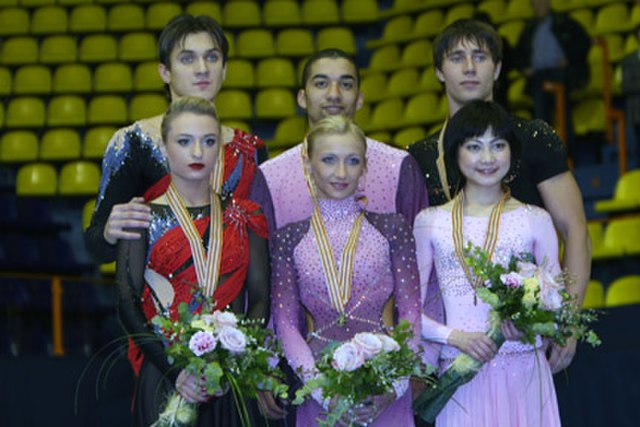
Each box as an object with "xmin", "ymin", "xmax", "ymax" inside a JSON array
[
  {"xmin": 150, "ymin": 299, "xmax": 289, "ymax": 427},
  {"xmin": 294, "ymin": 320, "xmax": 434, "ymax": 427},
  {"xmin": 413, "ymin": 245, "xmax": 601, "ymax": 423}
]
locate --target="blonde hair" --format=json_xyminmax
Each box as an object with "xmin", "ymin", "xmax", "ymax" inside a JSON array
[
  {"xmin": 305, "ymin": 115, "xmax": 367, "ymax": 159},
  {"xmin": 161, "ymin": 96, "xmax": 220, "ymax": 142}
]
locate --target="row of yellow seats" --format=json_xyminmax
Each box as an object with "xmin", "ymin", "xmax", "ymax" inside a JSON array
[
  {"xmin": 0, "ymin": 25, "xmax": 358, "ymax": 66},
  {"xmin": 0, "ymin": 127, "xmax": 114, "ymax": 162},
  {"xmin": 357, "ymin": 91, "xmax": 449, "ymax": 132},
  {"xmin": 15, "ymin": 160, "xmax": 100, "ymax": 196},
  {"xmin": 361, "ymin": 66, "xmax": 442, "ymax": 103},
  {"xmin": 594, "ymin": 169, "xmax": 640, "ymax": 214},
  {"xmin": 584, "ymin": 275, "xmax": 640, "ymax": 309},
  {"xmin": 589, "ymin": 215, "xmax": 640, "ymax": 260}
]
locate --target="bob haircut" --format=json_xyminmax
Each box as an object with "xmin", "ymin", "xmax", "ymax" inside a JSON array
[
  {"xmin": 161, "ymin": 96, "xmax": 220, "ymax": 143},
  {"xmin": 443, "ymin": 100, "xmax": 521, "ymax": 192},
  {"xmin": 305, "ymin": 115, "xmax": 367, "ymax": 159}
]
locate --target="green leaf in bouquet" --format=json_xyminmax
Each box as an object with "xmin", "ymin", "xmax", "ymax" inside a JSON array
[
  {"xmin": 204, "ymin": 361, "xmax": 223, "ymax": 394},
  {"xmin": 476, "ymin": 287, "xmax": 501, "ymax": 308}
]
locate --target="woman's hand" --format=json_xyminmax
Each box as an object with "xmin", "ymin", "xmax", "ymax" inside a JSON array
[
  {"xmin": 175, "ymin": 370, "xmax": 210, "ymax": 404},
  {"xmin": 256, "ymin": 390, "xmax": 288, "ymax": 420},
  {"xmin": 501, "ymin": 320, "xmax": 524, "ymax": 341},
  {"xmin": 448, "ymin": 330, "xmax": 498, "ymax": 362},
  {"xmin": 334, "ymin": 393, "xmax": 395, "ymax": 426},
  {"xmin": 104, "ymin": 197, "xmax": 152, "ymax": 244}
]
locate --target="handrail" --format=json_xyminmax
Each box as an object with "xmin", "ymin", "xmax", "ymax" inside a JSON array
[{"xmin": 0, "ymin": 271, "xmax": 115, "ymax": 356}]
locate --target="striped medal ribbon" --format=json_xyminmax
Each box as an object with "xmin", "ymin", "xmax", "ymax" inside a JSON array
[{"xmin": 452, "ymin": 188, "xmax": 510, "ymax": 305}]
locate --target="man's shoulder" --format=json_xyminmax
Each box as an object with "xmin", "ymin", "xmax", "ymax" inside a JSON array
[
  {"xmin": 260, "ymin": 144, "xmax": 302, "ymax": 173},
  {"xmin": 366, "ymin": 137, "xmax": 409, "ymax": 160}
]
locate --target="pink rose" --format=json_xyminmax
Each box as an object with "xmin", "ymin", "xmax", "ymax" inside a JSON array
[
  {"xmin": 377, "ymin": 334, "xmax": 401, "ymax": 352},
  {"xmin": 212, "ymin": 311, "xmax": 238, "ymax": 330},
  {"xmin": 188, "ymin": 331, "xmax": 217, "ymax": 356},
  {"xmin": 218, "ymin": 326, "xmax": 247, "ymax": 354},
  {"xmin": 500, "ymin": 272, "xmax": 524, "ymax": 288},
  {"xmin": 352, "ymin": 332, "xmax": 383, "ymax": 359},
  {"xmin": 332, "ymin": 342, "xmax": 365, "ymax": 372}
]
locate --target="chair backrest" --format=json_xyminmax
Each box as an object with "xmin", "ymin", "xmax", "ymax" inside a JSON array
[
  {"xmin": 402, "ymin": 39, "xmax": 433, "ymax": 68},
  {"xmin": 255, "ymin": 57, "xmax": 296, "ymax": 88},
  {"xmin": 40, "ymin": 128, "xmax": 82, "ymax": 160},
  {"xmin": 255, "ymin": 88, "xmax": 296, "ymax": 119},
  {"xmin": 413, "ymin": 10, "xmax": 444, "ymax": 38},
  {"xmin": 216, "ymin": 90, "xmax": 253, "ymax": 120},
  {"xmin": 477, "ymin": 0, "xmax": 506, "ymax": 23},
  {"xmin": 31, "ymin": 5, "xmax": 68, "ymax": 35},
  {"xmin": 605, "ymin": 275, "xmax": 640, "ymax": 307},
  {"xmin": 16, "ymin": 163, "xmax": 58, "ymax": 196},
  {"xmin": 614, "ymin": 170, "xmax": 640, "ymax": 201},
  {"xmin": 0, "ymin": 131, "xmax": 39, "ymax": 162},
  {"xmin": 583, "ymin": 280, "xmax": 605, "ymax": 309},
  {"xmin": 87, "ymin": 95, "xmax": 128, "ymax": 125},
  {"xmin": 263, "ymin": 1, "xmax": 300, "ymax": 27},
  {"xmin": 419, "ymin": 66, "xmax": 442, "ymax": 93},
  {"xmin": 235, "ymin": 29, "xmax": 275, "ymax": 59},
  {"xmin": 369, "ymin": 98, "xmax": 404, "ymax": 130},
  {"xmin": 94, "ymin": 62, "xmax": 133, "ymax": 93},
  {"xmin": 185, "ymin": 1, "xmax": 222, "ymax": 23},
  {"xmin": 271, "ymin": 115, "xmax": 306, "ymax": 147},
  {"xmin": 134, "ymin": 61, "xmax": 165, "ymax": 92},
  {"xmin": 79, "ymin": 34, "xmax": 118, "ymax": 63},
  {"xmin": 380, "ymin": 15, "xmax": 413, "ymax": 43},
  {"xmin": 0, "ymin": 66, "xmax": 11, "ymax": 96},
  {"xmin": 368, "ymin": 45, "xmax": 401, "ymax": 72},
  {"xmin": 84, "ymin": 126, "xmax": 117, "ymax": 159},
  {"xmin": 47, "ymin": 95, "xmax": 86, "ymax": 127},
  {"xmin": 360, "ymin": 72, "xmax": 388, "ymax": 103},
  {"xmin": 394, "ymin": 126, "xmax": 426, "ymax": 148},
  {"xmin": 58, "ymin": 161, "xmax": 101, "ymax": 195},
  {"xmin": 403, "ymin": 92, "xmax": 442, "ymax": 126},
  {"xmin": 69, "ymin": 4, "xmax": 107, "ymax": 33},
  {"xmin": 0, "ymin": 7, "xmax": 30, "ymax": 36},
  {"xmin": 13, "ymin": 65, "xmax": 52, "ymax": 95},
  {"xmin": 602, "ymin": 217, "xmax": 640, "ymax": 252},
  {"xmin": 341, "ymin": 0, "xmax": 378, "ymax": 24},
  {"xmin": 107, "ymin": 4, "xmax": 145, "ymax": 32},
  {"xmin": 223, "ymin": 1, "xmax": 262, "ymax": 28},
  {"xmin": 6, "ymin": 97, "xmax": 46, "ymax": 128},
  {"xmin": 1, "ymin": 36, "xmax": 39, "ymax": 65},
  {"xmin": 387, "ymin": 67, "xmax": 419, "ymax": 98},
  {"xmin": 146, "ymin": 2, "xmax": 183, "ymax": 31},
  {"xmin": 316, "ymin": 27, "xmax": 356, "ymax": 55},
  {"xmin": 594, "ymin": 3, "xmax": 632, "ymax": 36},
  {"xmin": 504, "ymin": 0, "xmax": 534, "ymax": 22},
  {"xmin": 129, "ymin": 93, "xmax": 168, "ymax": 122},
  {"xmin": 498, "ymin": 20, "xmax": 525, "ymax": 48},
  {"xmin": 119, "ymin": 32, "xmax": 157, "ymax": 62},
  {"xmin": 301, "ymin": 0, "xmax": 339, "ymax": 25},
  {"xmin": 224, "ymin": 59, "xmax": 255, "ymax": 89},
  {"xmin": 276, "ymin": 28, "xmax": 315, "ymax": 57},
  {"xmin": 40, "ymin": 35, "xmax": 77, "ymax": 64},
  {"xmin": 53, "ymin": 64, "xmax": 92, "ymax": 94}
]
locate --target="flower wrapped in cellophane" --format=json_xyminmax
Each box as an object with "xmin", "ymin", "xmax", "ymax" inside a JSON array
[
  {"xmin": 150, "ymin": 298, "xmax": 289, "ymax": 427},
  {"xmin": 414, "ymin": 244, "xmax": 600, "ymax": 423},
  {"xmin": 294, "ymin": 320, "xmax": 434, "ymax": 427}
]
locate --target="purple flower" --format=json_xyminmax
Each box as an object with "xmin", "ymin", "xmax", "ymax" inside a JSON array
[
  {"xmin": 500, "ymin": 272, "xmax": 524, "ymax": 288},
  {"xmin": 218, "ymin": 326, "xmax": 247, "ymax": 354},
  {"xmin": 189, "ymin": 331, "xmax": 217, "ymax": 356}
]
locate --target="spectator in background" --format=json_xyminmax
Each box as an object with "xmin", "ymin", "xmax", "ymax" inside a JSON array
[{"xmin": 621, "ymin": 25, "xmax": 640, "ymax": 154}]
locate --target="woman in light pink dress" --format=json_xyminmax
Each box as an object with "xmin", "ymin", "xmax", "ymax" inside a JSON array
[{"xmin": 414, "ymin": 101, "xmax": 562, "ymax": 427}]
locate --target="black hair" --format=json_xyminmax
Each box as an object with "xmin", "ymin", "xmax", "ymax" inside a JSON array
[
  {"xmin": 300, "ymin": 48, "xmax": 360, "ymax": 89},
  {"xmin": 433, "ymin": 19, "xmax": 502, "ymax": 71}
]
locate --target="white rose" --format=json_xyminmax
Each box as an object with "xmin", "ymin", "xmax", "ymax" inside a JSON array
[
  {"xmin": 212, "ymin": 311, "xmax": 238, "ymax": 330},
  {"xmin": 377, "ymin": 334, "xmax": 401, "ymax": 353},
  {"xmin": 352, "ymin": 332, "xmax": 383, "ymax": 359},
  {"xmin": 332, "ymin": 342, "xmax": 364, "ymax": 372},
  {"xmin": 517, "ymin": 261, "xmax": 538, "ymax": 278},
  {"xmin": 218, "ymin": 326, "xmax": 247, "ymax": 354}
]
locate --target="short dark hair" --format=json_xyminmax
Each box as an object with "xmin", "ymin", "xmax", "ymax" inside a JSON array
[
  {"xmin": 433, "ymin": 19, "xmax": 502, "ymax": 71},
  {"xmin": 443, "ymin": 100, "xmax": 521, "ymax": 191},
  {"xmin": 158, "ymin": 14, "xmax": 229, "ymax": 68},
  {"xmin": 300, "ymin": 48, "xmax": 360, "ymax": 89}
]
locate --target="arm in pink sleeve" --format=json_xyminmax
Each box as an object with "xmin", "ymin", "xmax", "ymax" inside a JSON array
[{"xmin": 529, "ymin": 207, "xmax": 562, "ymax": 276}]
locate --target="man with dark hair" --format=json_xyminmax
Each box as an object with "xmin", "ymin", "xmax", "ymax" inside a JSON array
[
  {"xmin": 254, "ymin": 48, "xmax": 428, "ymax": 233},
  {"xmin": 409, "ymin": 19, "xmax": 591, "ymax": 374}
]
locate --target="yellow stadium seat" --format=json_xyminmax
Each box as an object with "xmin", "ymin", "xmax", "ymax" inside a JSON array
[
  {"xmin": 550, "ymin": 0, "xmax": 582, "ymax": 12},
  {"xmin": 129, "ymin": 94, "xmax": 168, "ymax": 122},
  {"xmin": 444, "ymin": 3, "xmax": 476, "ymax": 26},
  {"xmin": 368, "ymin": 98, "xmax": 404, "ymax": 131},
  {"xmin": 394, "ymin": 126, "xmax": 426, "ymax": 148},
  {"xmin": 624, "ymin": 33, "xmax": 639, "ymax": 57},
  {"xmin": 572, "ymin": 98, "xmax": 605, "ymax": 136},
  {"xmin": 0, "ymin": 7, "xmax": 30, "ymax": 36},
  {"xmin": 316, "ymin": 27, "xmax": 356, "ymax": 56},
  {"xmin": 388, "ymin": 0, "xmax": 422, "ymax": 14},
  {"xmin": 413, "ymin": 10, "xmax": 444, "ymax": 38},
  {"xmin": 40, "ymin": 35, "xmax": 77, "ymax": 64},
  {"xmin": 82, "ymin": 198, "xmax": 96, "ymax": 230},
  {"xmin": 498, "ymin": 20, "xmax": 525, "ymax": 48},
  {"xmin": 119, "ymin": 32, "xmax": 157, "ymax": 62},
  {"xmin": 478, "ymin": 0, "xmax": 507, "ymax": 23},
  {"xmin": 569, "ymin": 9, "xmax": 594, "ymax": 37},
  {"xmin": 605, "ymin": 275, "xmax": 640, "ymax": 307},
  {"xmin": 79, "ymin": 34, "xmax": 118, "ymax": 63},
  {"xmin": 387, "ymin": 67, "xmax": 419, "ymax": 98},
  {"xmin": 602, "ymin": 34, "xmax": 625, "ymax": 63},
  {"xmin": 276, "ymin": 29, "xmax": 315, "ymax": 57},
  {"xmin": 374, "ymin": 15, "xmax": 412, "ymax": 47},
  {"xmin": 84, "ymin": 126, "xmax": 117, "ymax": 159},
  {"xmin": 255, "ymin": 58, "xmax": 296, "ymax": 88},
  {"xmin": 21, "ymin": 0, "xmax": 55, "ymax": 5},
  {"xmin": 59, "ymin": 0, "xmax": 93, "ymax": 5},
  {"xmin": 583, "ymin": 280, "xmax": 605, "ymax": 309},
  {"xmin": 502, "ymin": 0, "xmax": 534, "ymax": 22},
  {"xmin": 632, "ymin": 4, "xmax": 640, "ymax": 28},
  {"xmin": 16, "ymin": 163, "xmax": 58, "ymax": 196},
  {"xmin": 215, "ymin": 90, "xmax": 253, "ymax": 120},
  {"xmin": 255, "ymin": 88, "xmax": 296, "ymax": 119},
  {"xmin": 235, "ymin": 29, "xmax": 275, "ymax": 59},
  {"xmin": 0, "ymin": 103, "xmax": 3, "ymax": 127},
  {"xmin": 403, "ymin": 92, "xmax": 442, "ymax": 126},
  {"xmin": 0, "ymin": 131, "xmax": 39, "ymax": 163},
  {"xmin": 595, "ymin": 170, "xmax": 640, "ymax": 213},
  {"xmin": 185, "ymin": 2, "xmax": 222, "ymax": 23},
  {"xmin": 0, "ymin": 0, "xmax": 17, "ymax": 5},
  {"xmin": 223, "ymin": 120, "xmax": 251, "ymax": 134},
  {"xmin": 590, "ymin": 221, "xmax": 622, "ymax": 259},
  {"xmin": 146, "ymin": 2, "xmax": 183, "ymax": 31},
  {"xmin": 1, "ymin": 37, "xmax": 39, "ymax": 65},
  {"xmin": 47, "ymin": 95, "xmax": 87, "ymax": 127},
  {"xmin": 301, "ymin": 0, "xmax": 339, "ymax": 26},
  {"xmin": 70, "ymin": 4, "xmax": 107, "ymax": 33},
  {"xmin": 58, "ymin": 161, "xmax": 101, "ymax": 195},
  {"xmin": 107, "ymin": 4, "xmax": 145, "ymax": 32},
  {"xmin": 13, "ymin": 65, "xmax": 52, "ymax": 95},
  {"xmin": 341, "ymin": 0, "xmax": 378, "ymax": 24},
  {"xmin": 40, "ymin": 129, "xmax": 82, "ymax": 160},
  {"xmin": 360, "ymin": 72, "xmax": 387, "ymax": 103},
  {"xmin": 0, "ymin": 67, "xmax": 11, "ymax": 95},
  {"xmin": 419, "ymin": 66, "xmax": 442, "ymax": 93},
  {"xmin": 31, "ymin": 6, "xmax": 68, "ymax": 35},
  {"xmin": 594, "ymin": 3, "xmax": 633, "ymax": 36},
  {"xmin": 270, "ymin": 115, "xmax": 306, "ymax": 149},
  {"xmin": 224, "ymin": 59, "xmax": 255, "ymax": 89},
  {"xmin": 264, "ymin": 1, "xmax": 300, "ymax": 27},
  {"xmin": 223, "ymin": 1, "xmax": 261, "ymax": 28},
  {"xmin": 368, "ymin": 45, "xmax": 401, "ymax": 72},
  {"xmin": 53, "ymin": 64, "xmax": 92, "ymax": 94},
  {"xmin": 94, "ymin": 62, "xmax": 133, "ymax": 93},
  {"xmin": 226, "ymin": 31, "xmax": 236, "ymax": 58},
  {"xmin": 402, "ymin": 39, "xmax": 433, "ymax": 68},
  {"xmin": 507, "ymin": 76, "xmax": 533, "ymax": 109},
  {"xmin": 603, "ymin": 217, "xmax": 640, "ymax": 256},
  {"xmin": 354, "ymin": 103, "xmax": 371, "ymax": 129},
  {"xmin": 88, "ymin": 95, "xmax": 128, "ymax": 125},
  {"xmin": 134, "ymin": 62, "xmax": 164, "ymax": 92},
  {"xmin": 6, "ymin": 97, "xmax": 46, "ymax": 128},
  {"xmin": 367, "ymin": 131, "xmax": 392, "ymax": 144}
]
